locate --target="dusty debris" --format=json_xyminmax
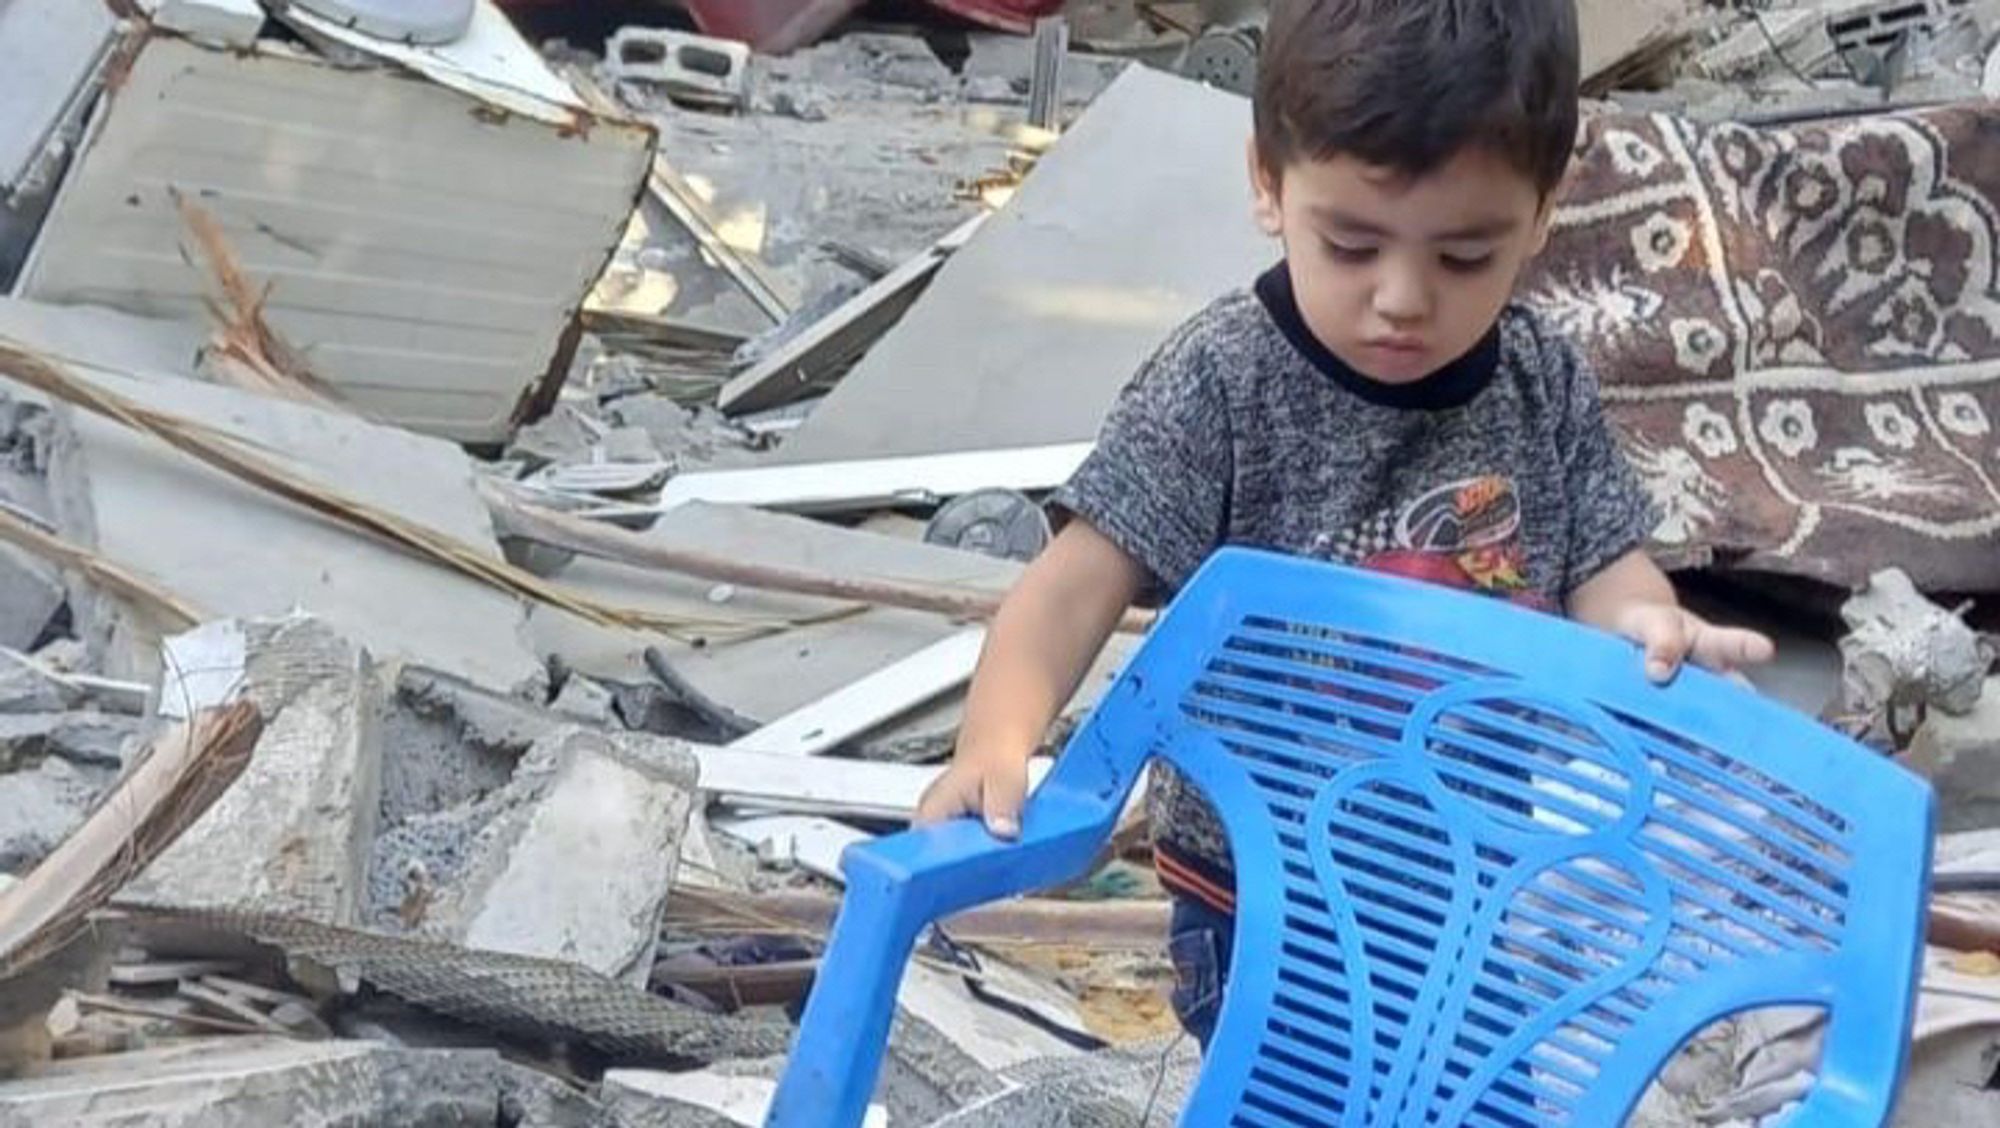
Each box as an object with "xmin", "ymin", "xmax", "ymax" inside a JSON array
[
  {"xmin": 1839, "ymin": 568, "xmax": 1993, "ymax": 746},
  {"xmin": 127, "ymin": 617, "xmax": 381, "ymax": 928},
  {"xmin": 421, "ymin": 726, "xmax": 697, "ymax": 985},
  {"xmin": 1907, "ymin": 676, "xmax": 2000, "ymax": 831}
]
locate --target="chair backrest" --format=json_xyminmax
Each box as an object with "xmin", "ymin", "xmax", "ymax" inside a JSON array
[{"xmin": 1091, "ymin": 549, "xmax": 1934, "ymax": 1126}]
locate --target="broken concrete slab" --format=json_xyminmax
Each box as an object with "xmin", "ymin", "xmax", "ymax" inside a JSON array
[
  {"xmin": 1907, "ymin": 675, "xmax": 2000, "ymax": 833},
  {"xmin": 42, "ymin": 365, "xmax": 544, "ymax": 694},
  {"xmin": 0, "ymin": 1037, "xmax": 505, "ymax": 1126},
  {"xmin": 769, "ymin": 65, "xmax": 1268, "ymax": 465},
  {"xmin": 0, "ymin": 299, "xmax": 207, "ymax": 386},
  {"xmin": 423, "ymin": 727, "xmax": 697, "ymax": 985},
  {"xmin": 127, "ymin": 616, "xmax": 383, "ymax": 926}
]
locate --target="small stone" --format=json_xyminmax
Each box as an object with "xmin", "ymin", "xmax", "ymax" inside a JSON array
[
  {"xmin": 771, "ymin": 87, "xmax": 830, "ymax": 122},
  {"xmin": 550, "ymin": 675, "xmax": 615, "ymax": 726},
  {"xmin": 597, "ymin": 425, "xmax": 662, "ymax": 465}
]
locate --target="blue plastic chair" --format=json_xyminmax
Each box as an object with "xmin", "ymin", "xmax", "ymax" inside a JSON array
[{"xmin": 768, "ymin": 549, "xmax": 1935, "ymax": 1127}]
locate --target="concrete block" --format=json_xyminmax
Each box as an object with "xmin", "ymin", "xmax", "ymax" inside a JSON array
[
  {"xmin": 45, "ymin": 367, "xmax": 544, "ymax": 694},
  {"xmin": 424, "ymin": 726, "xmax": 697, "ymax": 983},
  {"xmin": 127, "ymin": 616, "xmax": 384, "ymax": 925},
  {"xmin": 0, "ymin": 1037, "xmax": 503, "ymax": 1126},
  {"xmin": 607, "ymin": 27, "xmax": 751, "ymax": 108},
  {"xmin": 0, "ymin": 545, "xmax": 61, "ymax": 652},
  {"xmin": 1907, "ymin": 676, "xmax": 2000, "ymax": 833}
]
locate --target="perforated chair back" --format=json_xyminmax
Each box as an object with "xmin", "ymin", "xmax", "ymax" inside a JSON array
[{"xmin": 767, "ymin": 549, "xmax": 1934, "ymax": 1127}]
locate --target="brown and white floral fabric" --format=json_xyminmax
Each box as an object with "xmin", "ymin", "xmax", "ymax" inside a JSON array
[{"xmin": 1523, "ymin": 107, "xmax": 2000, "ymax": 593}]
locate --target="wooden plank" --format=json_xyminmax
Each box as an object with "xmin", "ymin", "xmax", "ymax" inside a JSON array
[
  {"xmin": 108, "ymin": 959, "xmax": 243, "ymax": 987},
  {"xmin": 664, "ymin": 886, "xmax": 1172, "ymax": 951},
  {"xmin": 70, "ymin": 992, "xmax": 265, "ymax": 1036},
  {"xmin": 717, "ymin": 214, "xmax": 987, "ymax": 415},
  {"xmin": 727, "ymin": 628, "xmax": 986, "ymax": 757},
  {"xmin": 176, "ymin": 980, "xmax": 289, "ymax": 1035},
  {"xmin": 483, "ymin": 483, "xmax": 1157, "ymax": 636},
  {"xmin": 655, "ymin": 442, "xmax": 1094, "ymax": 513}
]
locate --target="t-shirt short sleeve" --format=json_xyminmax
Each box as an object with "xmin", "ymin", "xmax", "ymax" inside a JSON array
[
  {"xmin": 1053, "ymin": 330, "xmax": 1232, "ymax": 593},
  {"xmin": 1546, "ymin": 331, "xmax": 1659, "ymax": 593}
]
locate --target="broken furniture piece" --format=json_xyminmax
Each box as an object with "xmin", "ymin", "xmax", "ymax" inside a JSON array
[{"xmin": 772, "ymin": 549, "xmax": 1935, "ymax": 1125}]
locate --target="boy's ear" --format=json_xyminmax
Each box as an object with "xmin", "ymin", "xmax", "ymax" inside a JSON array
[{"xmin": 1247, "ymin": 137, "xmax": 1284, "ymax": 237}]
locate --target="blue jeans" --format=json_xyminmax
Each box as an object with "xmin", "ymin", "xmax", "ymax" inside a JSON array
[{"xmin": 1167, "ymin": 895, "xmax": 1235, "ymax": 1050}]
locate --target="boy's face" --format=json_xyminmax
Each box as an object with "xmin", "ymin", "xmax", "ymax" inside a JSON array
[{"xmin": 1250, "ymin": 144, "xmax": 1555, "ymax": 384}]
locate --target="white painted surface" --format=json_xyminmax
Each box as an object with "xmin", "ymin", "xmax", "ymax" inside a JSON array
[
  {"xmin": 276, "ymin": 0, "xmax": 583, "ymax": 123},
  {"xmin": 0, "ymin": 0, "xmax": 117, "ymax": 193},
  {"xmin": 657, "ymin": 443, "xmax": 1093, "ymax": 513},
  {"xmin": 727, "ymin": 628, "xmax": 986, "ymax": 757},
  {"xmin": 712, "ymin": 814, "xmax": 866, "ymax": 883},
  {"xmin": 692, "ymin": 745, "xmax": 1050, "ymax": 822}
]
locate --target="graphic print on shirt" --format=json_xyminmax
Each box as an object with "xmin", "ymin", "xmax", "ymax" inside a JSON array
[{"xmin": 1319, "ymin": 475, "xmax": 1550, "ymax": 609}]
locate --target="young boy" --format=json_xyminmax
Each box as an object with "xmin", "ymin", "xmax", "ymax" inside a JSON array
[{"xmin": 915, "ymin": 0, "xmax": 1775, "ymax": 1047}]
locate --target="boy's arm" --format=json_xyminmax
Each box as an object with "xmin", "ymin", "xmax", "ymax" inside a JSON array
[
  {"xmin": 915, "ymin": 519, "xmax": 1146, "ymax": 837},
  {"xmin": 1568, "ymin": 549, "xmax": 1774, "ymax": 683}
]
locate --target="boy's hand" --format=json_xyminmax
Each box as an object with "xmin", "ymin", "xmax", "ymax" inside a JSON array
[
  {"xmin": 915, "ymin": 748, "xmax": 1032, "ymax": 839},
  {"xmin": 1612, "ymin": 602, "xmax": 1775, "ymax": 683}
]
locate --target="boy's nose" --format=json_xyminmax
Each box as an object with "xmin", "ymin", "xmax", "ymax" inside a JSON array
[{"xmin": 1372, "ymin": 263, "xmax": 1432, "ymax": 325}]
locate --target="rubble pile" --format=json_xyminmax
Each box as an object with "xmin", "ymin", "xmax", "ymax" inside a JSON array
[{"xmin": 0, "ymin": 1, "xmax": 1997, "ymax": 1125}]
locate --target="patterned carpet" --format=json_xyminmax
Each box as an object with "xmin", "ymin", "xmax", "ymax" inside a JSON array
[{"xmin": 1523, "ymin": 106, "xmax": 2000, "ymax": 593}]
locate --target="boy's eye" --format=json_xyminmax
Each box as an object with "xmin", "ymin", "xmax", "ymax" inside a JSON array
[
  {"xmin": 1324, "ymin": 241, "xmax": 1377, "ymax": 263},
  {"xmin": 1440, "ymin": 250, "xmax": 1496, "ymax": 273}
]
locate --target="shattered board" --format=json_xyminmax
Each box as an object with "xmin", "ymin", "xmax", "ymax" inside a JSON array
[{"xmin": 1523, "ymin": 108, "xmax": 2000, "ymax": 593}]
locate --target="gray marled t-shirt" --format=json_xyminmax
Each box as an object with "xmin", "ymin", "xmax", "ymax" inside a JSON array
[{"xmin": 1054, "ymin": 264, "xmax": 1656, "ymax": 885}]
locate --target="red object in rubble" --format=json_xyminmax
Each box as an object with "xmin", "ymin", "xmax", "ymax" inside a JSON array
[
  {"xmin": 920, "ymin": 0, "xmax": 1067, "ymax": 33},
  {"xmin": 681, "ymin": 0, "xmax": 866, "ymax": 54},
  {"xmin": 680, "ymin": 0, "xmax": 1067, "ymax": 53}
]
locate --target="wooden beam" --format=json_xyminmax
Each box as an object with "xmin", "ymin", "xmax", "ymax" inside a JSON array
[
  {"xmin": 480, "ymin": 481, "xmax": 1157, "ymax": 635},
  {"xmin": 663, "ymin": 886, "xmax": 1171, "ymax": 950}
]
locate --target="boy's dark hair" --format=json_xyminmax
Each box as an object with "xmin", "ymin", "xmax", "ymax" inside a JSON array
[{"xmin": 1254, "ymin": 0, "xmax": 1579, "ymax": 196}]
